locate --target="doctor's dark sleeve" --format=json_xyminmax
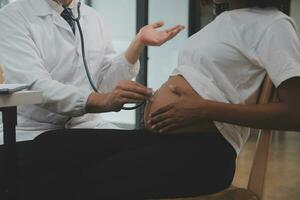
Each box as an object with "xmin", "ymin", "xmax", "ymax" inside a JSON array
[
  {"xmin": 0, "ymin": 10, "xmax": 91, "ymax": 117},
  {"xmin": 93, "ymin": 15, "xmax": 140, "ymax": 93}
]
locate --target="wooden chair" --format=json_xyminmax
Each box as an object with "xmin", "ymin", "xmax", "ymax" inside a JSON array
[{"xmin": 159, "ymin": 75, "xmax": 276, "ymax": 200}]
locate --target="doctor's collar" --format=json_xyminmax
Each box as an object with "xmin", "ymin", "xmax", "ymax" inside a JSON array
[
  {"xmin": 31, "ymin": 0, "xmax": 81, "ymax": 17},
  {"xmin": 47, "ymin": 0, "xmax": 79, "ymax": 15}
]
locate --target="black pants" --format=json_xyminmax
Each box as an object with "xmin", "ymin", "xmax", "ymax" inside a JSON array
[{"xmin": 1, "ymin": 129, "xmax": 236, "ymax": 200}]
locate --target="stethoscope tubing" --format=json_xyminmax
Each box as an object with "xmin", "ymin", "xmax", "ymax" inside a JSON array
[{"xmin": 63, "ymin": 2, "xmax": 144, "ymax": 111}]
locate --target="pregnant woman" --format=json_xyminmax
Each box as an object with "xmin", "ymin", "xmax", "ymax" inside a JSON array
[{"xmin": 25, "ymin": 0, "xmax": 300, "ymax": 199}]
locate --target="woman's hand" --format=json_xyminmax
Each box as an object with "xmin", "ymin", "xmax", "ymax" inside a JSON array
[
  {"xmin": 137, "ymin": 21, "xmax": 185, "ymax": 46},
  {"xmin": 147, "ymin": 85, "xmax": 207, "ymax": 133}
]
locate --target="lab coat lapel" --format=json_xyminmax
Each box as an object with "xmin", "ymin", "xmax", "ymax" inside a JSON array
[
  {"xmin": 30, "ymin": 0, "xmax": 53, "ymax": 16},
  {"xmin": 52, "ymin": 14, "xmax": 76, "ymax": 36},
  {"xmin": 31, "ymin": 0, "xmax": 75, "ymax": 36}
]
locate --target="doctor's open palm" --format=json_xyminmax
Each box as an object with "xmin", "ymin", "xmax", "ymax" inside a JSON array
[{"xmin": 137, "ymin": 21, "xmax": 185, "ymax": 46}]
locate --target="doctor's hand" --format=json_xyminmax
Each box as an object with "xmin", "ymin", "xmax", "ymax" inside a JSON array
[
  {"xmin": 147, "ymin": 85, "xmax": 206, "ymax": 133},
  {"xmin": 86, "ymin": 80, "xmax": 152, "ymax": 113},
  {"xmin": 137, "ymin": 21, "xmax": 185, "ymax": 46},
  {"xmin": 125, "ymin": 21, "xmax": 184, "ymax": 65}
]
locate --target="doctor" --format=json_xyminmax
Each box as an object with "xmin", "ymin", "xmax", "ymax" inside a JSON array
[{"xmin": 0, "ymin": 0, "xmax": 184, "ymax": 144}]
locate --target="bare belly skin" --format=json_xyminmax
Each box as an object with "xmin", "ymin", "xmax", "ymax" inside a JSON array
[{"xmin": 144, "ymin": 75, "xmax": 219, "ymax": 134}]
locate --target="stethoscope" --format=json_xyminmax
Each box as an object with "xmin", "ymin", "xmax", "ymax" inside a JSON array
[{"xmin": 61, "ymin": 1, "xmax": 145, "ymax": 111}]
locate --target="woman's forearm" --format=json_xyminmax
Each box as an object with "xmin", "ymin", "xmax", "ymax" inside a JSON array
[
  {"xmin": 202, "ymin": 100, "xmax": 300, "ymax": 131},
  {"xmin": 149, "ymin": 78, "xmax": 300, "ymax": 133}
]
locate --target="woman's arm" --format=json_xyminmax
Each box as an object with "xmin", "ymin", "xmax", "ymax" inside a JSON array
[
  {"xmin": 202, "ymin": 77, "xmax": 300, "ymax": 130},
  {"xmin": 148, "ymin": 77, "xmax": 300, "ymax": 132}
]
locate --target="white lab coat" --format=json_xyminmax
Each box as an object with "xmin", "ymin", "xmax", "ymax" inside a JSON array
[{"xmin": 0, "ymin": 0, "xmax": 140, "ymax": 144}]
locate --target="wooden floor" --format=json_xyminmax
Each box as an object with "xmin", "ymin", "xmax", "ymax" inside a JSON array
[{"xmin": 233, "ymin": 131, "xmax": 300, "ymax": 200}]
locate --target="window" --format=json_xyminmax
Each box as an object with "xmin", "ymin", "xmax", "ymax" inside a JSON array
[
  {"xmin": 148, "ymin": 0, "xmax": 189, "ymax": 90},
  {"xmin": 91, "ymin": 0, "xmax": 137, "ymax": 128}
]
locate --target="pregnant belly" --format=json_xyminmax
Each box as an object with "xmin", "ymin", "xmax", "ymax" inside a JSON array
[{"xmin": 144, "ymin": 75, "xmax": 219, "ymax": 134}]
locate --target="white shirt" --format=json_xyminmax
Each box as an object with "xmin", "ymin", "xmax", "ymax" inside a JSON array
[
  {"xmin": 173, "ymin": 7, "xmax": 300, "ymax": 154},
  {"xmin": 0, "ymin": 0, "xmax": 139, "ymax": 144}
]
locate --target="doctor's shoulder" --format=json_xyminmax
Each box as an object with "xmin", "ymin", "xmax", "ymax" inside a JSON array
[
  {"xmin": 80, "ymin": 2, "xmax": 104, "ymax": 20},
  {"xmin": 0, "ymin": 4, "xmax": 29, "ymax": 35},
  {"xmin": 0, "ymin": 0, "xmax": 33, "ymax": 25},
  {"xmin": 80, "ymin": 3, "xmax": 112, "ymax": 33},
  {"xmin": 0, "ymin": 0, "xmax": 21, "ymax": 16}
]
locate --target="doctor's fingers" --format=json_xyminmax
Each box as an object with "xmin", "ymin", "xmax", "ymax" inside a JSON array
[
  {"xmin": 151, "ymin": 21, "xmax": 165, "ymax": 29},
  {"xmin": 117, "ymin": 81, "xmax": 152, "ymax": 96},
  {"xmin": 119, "ymin": 91, "xmax": 150, "ymax": 101},
  {"xmin": 119, "ymin": 97, "xmax": 144, "ymax": 105},
  {"xmin": 166, "ymin": 27, "xmax": 184, "ymax": 40},
  {"xmin": 165, "ymin": 25, "xmax": 185, "ymax": 33}
]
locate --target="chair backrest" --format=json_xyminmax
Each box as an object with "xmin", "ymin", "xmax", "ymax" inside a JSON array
[{"xmin": 247, "ymin": 75, "xmax": 275, "ymax": 199}]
